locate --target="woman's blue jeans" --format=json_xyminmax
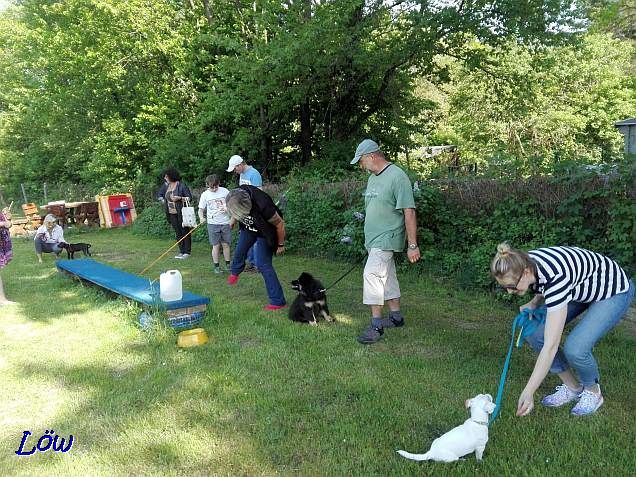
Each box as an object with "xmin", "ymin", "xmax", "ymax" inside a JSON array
[
  {"xmin": 246, "ymin": 243, "xmax": 258, "ymax": 268},
  {"xmin": 525, "ymin": 279, "xmax": 634, "ymax": 386},
  {"xmin": 231, "ymin": 230, "xmax": 285, "ymax": 306}
]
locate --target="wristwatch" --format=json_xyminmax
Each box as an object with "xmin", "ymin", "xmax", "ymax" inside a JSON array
[{"xmin": 408, "ymin": 243, "xmax": 418, "ymax": 250}]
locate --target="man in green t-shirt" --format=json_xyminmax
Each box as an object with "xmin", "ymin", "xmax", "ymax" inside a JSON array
[{"xmin": 351, "ymin": 139, "xmax": 421, "ymax": 344}]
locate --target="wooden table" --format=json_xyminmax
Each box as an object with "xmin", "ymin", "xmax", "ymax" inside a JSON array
[
  {"xmin": 65, "ymin": 201, "xmax": 94, "ymax": 209},
  {"xmin": 41, "ymin": 201, "xmax": 100, "ymax": 227},
  {"xmin": 66, "ymin": 201, "xmax": 100, "ymax": 226},
  {"xmin": 40, "ymin": 202, "xmax": 67, "ymax": 227}
]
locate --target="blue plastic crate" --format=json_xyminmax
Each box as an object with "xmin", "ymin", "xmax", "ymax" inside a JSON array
[{"xmin": 167, "ymin": 311, "xmax": 204, "ymax": 330}]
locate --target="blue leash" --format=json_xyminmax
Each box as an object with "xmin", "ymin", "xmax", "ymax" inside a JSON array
[{"xmin": 489, "ymin": 305, "xmax": 547, "ymax": 425}]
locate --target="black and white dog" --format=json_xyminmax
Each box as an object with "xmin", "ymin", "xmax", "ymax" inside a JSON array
[
  {"xmin": 59, "ymin": 242, "xmax": 92, "ymax": 259},
  {"xmin": 288, "ymin": 272, "xmax": 334, "ymax": 325}
]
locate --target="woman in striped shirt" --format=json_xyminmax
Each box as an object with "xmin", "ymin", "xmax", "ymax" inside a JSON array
[{"xmin": 491, "ymin": 243, "xmax": 634, "ymax": 417}]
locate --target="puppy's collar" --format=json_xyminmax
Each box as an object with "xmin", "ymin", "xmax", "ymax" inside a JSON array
[{"xmin": 469, "ymin": 418, "xmax": 489, "ymax": 427}]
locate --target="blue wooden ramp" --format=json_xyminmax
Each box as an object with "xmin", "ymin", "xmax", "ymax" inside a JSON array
[{"xmin": 56, "ymin": 258, "xmax": 209, "ymax": 312}]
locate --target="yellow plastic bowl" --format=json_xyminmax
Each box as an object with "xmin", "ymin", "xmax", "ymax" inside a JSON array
[{"xmin": 177, "ymin": 328, "xmax": 209, "ymax": 348}]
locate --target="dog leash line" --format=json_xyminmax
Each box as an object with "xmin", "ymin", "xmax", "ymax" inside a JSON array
[
  {"xmin": 139, "ymin": 221, "xmax": 203, "ymax": 276},
  {"xmin": 320, "ymin": 254, "xmax": 367, "ymax": 292},
  {"xmin": 489, "ymin": 321, "xmax": 517, "ymax": 425},
  {"xmin": 489, "ymin": 306, "xmax": 547, "ymax": 425}
]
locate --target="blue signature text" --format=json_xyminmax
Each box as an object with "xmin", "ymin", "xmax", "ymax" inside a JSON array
[{"xmin": 15, "ymin": 430, "xmax": 74, "ymax": 455}]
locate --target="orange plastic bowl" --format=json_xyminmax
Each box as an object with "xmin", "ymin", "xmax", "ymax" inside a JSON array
[{"xmin": 177, "ymin": 328, "xmax": 209, "ymax": 348}]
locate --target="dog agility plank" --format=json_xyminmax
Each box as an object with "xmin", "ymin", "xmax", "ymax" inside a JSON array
[{"xmin": 56, "ymin": 258, "xmax": 209, "ymax": 310}]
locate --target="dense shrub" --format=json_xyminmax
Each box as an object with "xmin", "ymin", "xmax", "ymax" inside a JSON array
[
  {"xmin": 281, "ymin": 178, "xmax": 367, "ymax": 262},
  {"xmin": 131, "ymin": 203, "xmax": 174, "ymax": 239},
  {"xmin": 129, "ymin": 160, "xmax": 635, "ymax": 288},
  {"xmin": 419, "ymin": 162, "xmax": 636, "ymax": 285},
  {"xmin": 282, "ymin": 163, "xmax": 635, "ymax": 287}
]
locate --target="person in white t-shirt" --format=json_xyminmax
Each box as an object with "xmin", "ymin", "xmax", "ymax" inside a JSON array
[
  {"xmin": 198, "ymin": 175, "xmax": 231, "ymax": 274},
  {"xmin": 34, "ymin": 214, "xmax": 66, "ymax": 263}
]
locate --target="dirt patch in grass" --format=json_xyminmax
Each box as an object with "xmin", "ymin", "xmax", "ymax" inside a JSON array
[
  {"xmin": 619, "ymin": 320, "xmax": 636, "ymax": 338},
  {"xmin": 239, "ymin": 337, "xmax": 261, "ymax": 349},
  {"xmin": 390, "ymin": 344, "xmax": 448, "ymax": 358},
  {"xmin": 619, "ymin": 307, "xmax": 636, "ymax": 338},
  {"xmin": 454, "ymin": 320, "xmax": 483, "ymax": 330},
  {"xmin": 98, "ymin": 251, "xmax": 145, "ymax": 262}
]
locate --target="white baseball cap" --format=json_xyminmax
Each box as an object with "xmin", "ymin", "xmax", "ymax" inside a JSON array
[{"xmin": 226, "ymin": 155, "xmax": 244, "ymax": 172}]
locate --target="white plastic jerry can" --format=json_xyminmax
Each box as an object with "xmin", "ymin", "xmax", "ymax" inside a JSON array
[{"xmin": 159, "ymin": 270, "xmax": 183, "ymax": 302}]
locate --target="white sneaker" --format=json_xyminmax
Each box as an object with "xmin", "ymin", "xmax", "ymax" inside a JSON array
[
  {"xmin": 181, "ymin": 253, "xmax": 190, "ymax": 259},
  {"xmin": 541, "ymin": 384, "xmax": 581, "ymax": 407},
  {"xmin": 174, "ymin": 253, "xmax": 184, "ymax": 259},
  {"xmin": 571, "ymin": 389, "xmax": 604, "ymax": 416}
]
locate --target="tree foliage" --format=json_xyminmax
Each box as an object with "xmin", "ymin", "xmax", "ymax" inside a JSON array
[
  {"xmin": 0, "ymin": 0, "xmax": 631, "ymax": 198},
  {"xmin": 587, "ymin": 0, "xmax": 636, "ymax": 41},
  {"xmin": 0, "ymin": 0, "xmax": 194, "ymax": 190},
  {"xmin": 444, "ymin": 33, "xmax": 636, "ymax": 174}
]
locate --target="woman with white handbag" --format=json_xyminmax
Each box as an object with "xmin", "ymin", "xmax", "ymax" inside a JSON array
[{"xmin": 157, "ymin": 167, "xmax": 194, "ymax": 259}]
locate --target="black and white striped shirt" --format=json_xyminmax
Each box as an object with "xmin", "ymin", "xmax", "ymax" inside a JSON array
[{"xmin": 529, "ymin": 246, "xmax": 630, "ymax": 311}]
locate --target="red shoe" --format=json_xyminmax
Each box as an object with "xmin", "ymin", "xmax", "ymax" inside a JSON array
[
  {"xmin": 227, "ymin": 275, "xmax": 239, "ymax": 285},
  {"xmin": 263, "ymin": 304, "xmax": 287, "ymax": 311}
]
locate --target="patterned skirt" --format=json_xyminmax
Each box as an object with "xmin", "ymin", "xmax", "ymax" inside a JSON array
[{"xmin": 0, "ymin": 215, "xmax": 13, "ymax": 268}]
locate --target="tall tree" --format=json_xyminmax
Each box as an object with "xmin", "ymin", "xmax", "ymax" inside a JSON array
[
  {"xmin": 446, "ymin": 33, "xmax": 636, "ymax": 173},
  {"xmin": 0, "ymin": 0, "xmax": 195, "ymax": 189},
  {"xmin": 195, "ymin": 0, "xmax": 587, "ymax": 175},
  {"xmin": 587, "ymin": 0, "xmax": 636, "ymax": 40},
  {"xmin": 0, "ymin": 0, "xmax": 598, "ymax": 191}
]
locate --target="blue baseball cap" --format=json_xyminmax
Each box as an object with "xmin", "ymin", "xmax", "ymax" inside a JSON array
[{"xmin": 351, "ymin": 139, "xmax": 380, "ymax": 164}]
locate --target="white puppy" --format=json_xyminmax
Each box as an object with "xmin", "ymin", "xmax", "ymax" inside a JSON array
[{"xmin": 397, "ymin": 393, "xmax": 496, "ymax": 463}]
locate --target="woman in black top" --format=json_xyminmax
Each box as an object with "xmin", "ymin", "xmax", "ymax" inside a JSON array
[
  {"xmin": 225, "ymin": 186, "xmax": 286, "ymax": 310},
  {"xmin": 157, "ymin": 167, "xmax": 193, "ymax": 259}
]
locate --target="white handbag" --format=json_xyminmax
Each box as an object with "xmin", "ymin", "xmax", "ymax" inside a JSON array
[{"xmin": 181, "ymin": 197, "xmax": 197, "ymax": 228}]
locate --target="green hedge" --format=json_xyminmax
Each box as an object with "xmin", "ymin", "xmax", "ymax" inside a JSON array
[{"xmin": 131, "ymin": 161, "xmax": 636, "ymax": 289}]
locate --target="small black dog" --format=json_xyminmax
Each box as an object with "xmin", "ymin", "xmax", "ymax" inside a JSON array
[
  {"xmin": 289, "ymin": 272, "xmax": 334, "ymax": 325},
  {"xmin": 59, "ymin": 242, "xmax": 92, "ymax": 259}
]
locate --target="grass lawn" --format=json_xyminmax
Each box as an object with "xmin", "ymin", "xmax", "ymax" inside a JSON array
[{"xmin": 1, "ymin": 227, "xmax": 634, "ymax": 476}]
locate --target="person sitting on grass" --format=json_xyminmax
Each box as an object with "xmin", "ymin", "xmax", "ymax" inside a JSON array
[
  {"xmin": 225, "ymin": 186, "xmax": 287, "ymax": 311},
  {"xmin": 491, "ymin": 242, "xmax": 634, "ymax": 417},
  {"xmin": 34, "ymin": 214, "xmax": 66, "ymax": 263},
  {"xmin": 0, "ymin": 206, "xmax": 16, "ymax": 305},
  {"xmin": 198, "ymin": 174, "xmax": 231, "ymax": 274}
]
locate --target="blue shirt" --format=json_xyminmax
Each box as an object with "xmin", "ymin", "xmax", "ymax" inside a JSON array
[{"xmin": 239, "ymin": 166, "xmax": 262, "ymax": 187}]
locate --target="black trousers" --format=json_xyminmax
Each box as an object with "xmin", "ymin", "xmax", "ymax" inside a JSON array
[{"xmin": 167, "ymin": 214, "xmax": 192, "ymax": 254}]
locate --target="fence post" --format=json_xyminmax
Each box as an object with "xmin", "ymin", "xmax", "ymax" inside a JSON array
[{"xmin": 20, "ymin": 183, "xmax": 28, "ymax": 203}]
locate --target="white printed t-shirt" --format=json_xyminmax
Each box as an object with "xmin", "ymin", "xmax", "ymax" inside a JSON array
[{"xmin": 198, "ymin": 187, "xmax": 230, "ymax": 225}]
